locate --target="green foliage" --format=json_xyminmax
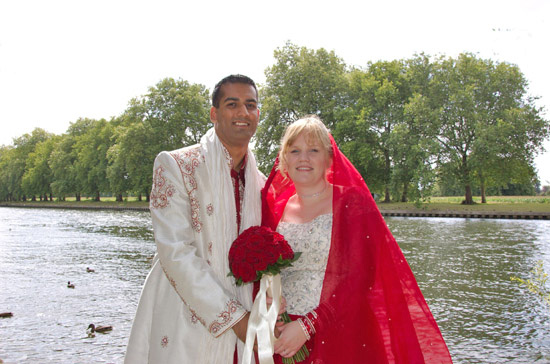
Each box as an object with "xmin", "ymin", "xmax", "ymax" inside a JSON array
[
  {"xmin": 110, "ymin": 78, "xmax": 211, "ymax": 198},
  {"xmin": 256, "ymin": 42, "xmax": 348, "ymax": 173},
  {"xmin": 511, "ymin": 261, "xmax": 550, "ymax": 310},
  {"xmin": 0, "ymin": 48, "xmax": 548, "ymax": 203}
]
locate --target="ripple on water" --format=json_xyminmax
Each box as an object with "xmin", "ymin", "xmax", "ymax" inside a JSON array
[{"xmin": 1, "ymin": 209, "xmax": 550, "ymax": 363}]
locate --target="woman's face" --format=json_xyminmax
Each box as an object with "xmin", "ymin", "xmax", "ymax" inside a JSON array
[{"xmin": 284, "ymin": 132, "xmax": 331, "ymax": 187}]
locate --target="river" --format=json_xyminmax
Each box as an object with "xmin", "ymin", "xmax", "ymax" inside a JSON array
[{"xmin": 0, "ymin": 207, "xmax": 549, "ymax": 363}]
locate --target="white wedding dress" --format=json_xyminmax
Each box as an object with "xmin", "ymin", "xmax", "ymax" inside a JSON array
[{"xmin": 277, "ymin": 213, "xmax": 333, "ymax": 315}]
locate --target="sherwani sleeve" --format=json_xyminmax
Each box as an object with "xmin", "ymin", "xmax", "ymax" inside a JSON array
[{"xmin": 149, "ymin": 151, "xmax": 247, "ymax": 338}]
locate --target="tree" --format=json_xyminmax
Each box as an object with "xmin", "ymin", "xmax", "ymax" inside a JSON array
[
  {"xmin": 0, "ymin": 146, "xmax": 15, "ymax": 201},
  {"xmin": 256, "ymin": 42, "xmax": 348, "ymax": 172},
  {"xmin": 48, "ymin": 118, "xmax": 96, "ymax": 201},
  {"xmin": 7, "ymin": 128, "xmax": 53, "ymax": 201},
  {"xmin": 21, "ymin": 136, "xmax": 59, "ymax": 201},
  {"xmin": 111, "ymin": 78, "xmax": 211, "ymax": 200},
  {"xmin": 73, "ymin": 119, "xmax": 112, "ymax": 201},
  {"xmin": 336, "ymin": 60, "xmax": 412, "ymax": 201},
  {"xmin": 430, "ymin": 53, "xmax": 548, "ymax": 204}
]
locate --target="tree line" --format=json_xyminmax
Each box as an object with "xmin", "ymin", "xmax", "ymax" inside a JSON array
[{"xmin": 1, "ymin": 42, "xmax": 548, "ymax": 204}]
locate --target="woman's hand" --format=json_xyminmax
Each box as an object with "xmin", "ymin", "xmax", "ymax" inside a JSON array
[
  {"xmin": 273, "ymin": 321, "xmax": 307, "ymax": 358},
  {"xmin": 266, "ymin": 295, "xmax": 287, "ymax": 318}
]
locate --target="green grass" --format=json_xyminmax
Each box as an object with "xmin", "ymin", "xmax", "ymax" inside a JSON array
[{"xmin": 376, "ymin": 196, "xmax": 550, "ymax": 213}]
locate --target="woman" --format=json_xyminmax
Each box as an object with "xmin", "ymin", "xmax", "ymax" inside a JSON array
[{"xmin": 261, "ymin": 115, "xmax": 452, "ymax": 363}]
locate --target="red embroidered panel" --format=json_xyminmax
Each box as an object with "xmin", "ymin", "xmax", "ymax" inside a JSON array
[
  {"xmin": 208, "ymin": 299, "xmax": 242, "ymax": 335},
  {"xmin": 150, "ymin": 165, "xmax": 175, "ymax": 209},
  {"xmin": 170, "ymin": 147, "xmax": 203, "ymax": 232}
]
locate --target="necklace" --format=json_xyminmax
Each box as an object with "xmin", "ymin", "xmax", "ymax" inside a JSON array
[{"xmin": 297, "ymin": 182, "xmax": 327, "ymax": 199}]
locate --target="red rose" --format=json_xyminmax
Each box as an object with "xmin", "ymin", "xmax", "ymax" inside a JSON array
[{"xmin": 228, "ymin": 226, "xmax": 300, "ymax": 285}]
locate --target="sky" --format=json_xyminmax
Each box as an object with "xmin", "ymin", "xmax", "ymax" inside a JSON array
[{"xmin": 1, "ymin": 0, "xmax": 549, "ymax": 184}]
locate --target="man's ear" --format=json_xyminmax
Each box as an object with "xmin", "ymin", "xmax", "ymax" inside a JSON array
[{"xmin": 210, "ymin": 106, "xmax": 217, "ymax": 124}]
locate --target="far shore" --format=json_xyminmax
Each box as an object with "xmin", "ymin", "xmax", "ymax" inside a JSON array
[{"xmin": 1, "ymin": 196, "xmax": 549, "ymax": 220}]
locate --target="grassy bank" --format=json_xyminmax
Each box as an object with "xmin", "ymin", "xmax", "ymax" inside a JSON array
[
  {"xmin": 377, "ymin": 196, "xmax": 550, "ymax": 213},
  {"xmin": 1, "ymin": 196, "xmax": 549, "ymax": 213}
]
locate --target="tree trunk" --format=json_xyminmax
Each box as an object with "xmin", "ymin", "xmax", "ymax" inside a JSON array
[
  {"xmin": 95, "ymin": 191, "xmax": 100, "ymax": 201},
  {"xmin": 401, "ymin": 182, "xmax": 408, "ymax": 202},
  {"xmin": 31, "ymin": 195, "xmax": 36, "ymax": 202},
  {"xmin": 49, "ymin": 193, "xmax": 53, "ymax": 201},
  {"xmin": 480, "ymin": 180, "xmax": 487, "ymax": 204},
  {"xmin": 461, "ymin": 154, "xmax": 474, "ymax": 204},
  {"xmin": 116, "ymin": 193, "xmax": 123, "ymax": 202},
  {"xmin": 383, "ymin": 187, "xmax": 391, "ymax": 203},
  {"xmin": 138, "ymin": 193, "xmax": 142, "ymax": 202},
  {"xmin": 76, "ymin": 193, "xmax": 81, "ymax": 202},
  {"xmin": 383, "ymin": 148, "xmax": 391, "ymax": 203},
  {"xmin": 146, "ymin": 191, "xmax": 150, "ymax": 202},
  {"xmin": 463, "ymin": 185, "xmax": 474, "ymax": 204}
]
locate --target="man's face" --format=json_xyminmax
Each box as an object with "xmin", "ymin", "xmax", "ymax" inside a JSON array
[{"xmin": 210, "ymin": 82, "xmax": 259, "ymax": 150}]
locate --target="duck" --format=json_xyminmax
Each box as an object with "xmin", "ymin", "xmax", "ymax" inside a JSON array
[
  {"xmin": 0, "ymin": 312, "xmax": 13, "ymax": 318},
  {"xmin": 87, "ymin": 323, "xmax": 113, "ymax": 336},
  {"xmin": 67, "ymin": 281, "xmax": 75, "ymax": 288},
  {"xmin": 86, "ymin": 267, "xmax": 95, "ymax": 273}
]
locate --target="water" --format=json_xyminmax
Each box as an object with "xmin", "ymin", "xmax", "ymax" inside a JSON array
[{"xmin": 1, "ymin": 208, "xmax": 550, "ymax": 363}]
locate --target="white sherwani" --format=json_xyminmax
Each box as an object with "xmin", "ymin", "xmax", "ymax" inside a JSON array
[{"xmin": 125, "ymin": 128, "xmax": 263, "ymax": 364}]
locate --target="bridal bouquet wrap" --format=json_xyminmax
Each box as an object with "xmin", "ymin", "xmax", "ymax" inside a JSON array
[{"xmin": 228, "ymin": 226, "xmax": 308, "ymax": 364}]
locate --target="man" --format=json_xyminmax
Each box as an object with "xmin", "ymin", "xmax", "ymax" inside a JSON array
[{"xmin": 125, "ymin": 75, "xmax": 263, "ymax": 363}]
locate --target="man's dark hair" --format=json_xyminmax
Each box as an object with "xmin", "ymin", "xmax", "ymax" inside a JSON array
[{"xmin": 211, "ymin": 74, "xmax": 258, "ymax": 108}]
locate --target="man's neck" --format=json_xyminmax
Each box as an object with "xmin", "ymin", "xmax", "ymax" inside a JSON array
[{"xmin": 225, "ymin": 145, "xmax": 248, "ymax": 172}]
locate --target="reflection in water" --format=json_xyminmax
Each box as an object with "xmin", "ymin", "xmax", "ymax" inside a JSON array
[
  {"xmin": 0, "ymin": 208, "xmax": 549, "ymax": 363},
  {"xmin": 387, "ymin": 217, "xmax": 550, "ymax": 363},
  {"xmin": 0, "ymin": 208, "xmax": 155, "ymax": 364}
]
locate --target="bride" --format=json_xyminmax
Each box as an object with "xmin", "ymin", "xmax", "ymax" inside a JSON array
[{"xmin": 261, "ymin": 115, "xmax": 453, "ymax": 363}]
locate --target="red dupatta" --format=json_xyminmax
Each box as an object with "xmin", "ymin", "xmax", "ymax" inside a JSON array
[{"xmin": 261, "ymin": 135, "xmax": 452, "ymax": 363}]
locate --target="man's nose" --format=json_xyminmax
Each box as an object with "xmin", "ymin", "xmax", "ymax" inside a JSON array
[{"xmin": 236, "ymin": 104, "xmax": 248, "ymax": 117}]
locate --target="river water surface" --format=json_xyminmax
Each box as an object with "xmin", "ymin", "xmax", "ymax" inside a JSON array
[{"xmin": 1, "ymin": 207, "xmax": 550, "ymax": 363}]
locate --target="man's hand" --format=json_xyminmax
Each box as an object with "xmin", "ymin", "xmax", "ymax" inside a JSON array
[{"xmin": 232, "ymin": 312, "xmax": 250, "ymax": 343}]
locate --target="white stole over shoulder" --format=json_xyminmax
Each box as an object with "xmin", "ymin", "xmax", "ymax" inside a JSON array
[{"xmin": 200, "ymin": 128, "xmax": 263, "ymax": 363}]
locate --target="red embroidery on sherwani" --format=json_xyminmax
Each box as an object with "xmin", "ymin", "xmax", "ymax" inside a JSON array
[
  {"xmin": 208, "ymin": 242, "xmax": 213, "ymax": 255},
  {"xmin": 190, "ymin": 307, "xmax": 206, "ymax": 326},
  {"xmin": 150, "ymin": 165, "xmax": 175, "ymax": 209},
  {"xmin": 209, "ymin": 299, "xmax": 242, "ymax": 335},
  {"xmin": 206, "ymin": 203, "xmax": 214, "ymax": 216},
  {"xmin": 161, "ymin": 335, "xmax": 169, "ymax": 348},
  {"xmin": 170, "ymin": 147, "xmax": 203, "ymax": 232}
]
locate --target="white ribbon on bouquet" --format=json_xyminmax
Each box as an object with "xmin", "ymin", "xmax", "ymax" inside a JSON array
[{"xmin": 241, "ymin": 274, "xmax": 282, "ymax": 364}]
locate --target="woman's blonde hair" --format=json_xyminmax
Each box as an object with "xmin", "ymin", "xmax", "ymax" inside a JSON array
[{"xmin": 277, "ymin": 115, "xmax": 333, "ymax": 178}]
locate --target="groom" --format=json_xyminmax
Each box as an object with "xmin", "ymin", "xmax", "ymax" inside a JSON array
[{"xmin": 125, "ymin": 74, "xmax": 263, "ymax": 363}]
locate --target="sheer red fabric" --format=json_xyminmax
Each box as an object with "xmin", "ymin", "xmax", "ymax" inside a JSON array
[{"xmin": 262, "ymin": 136, "xmax": 453, "ymax": 363}]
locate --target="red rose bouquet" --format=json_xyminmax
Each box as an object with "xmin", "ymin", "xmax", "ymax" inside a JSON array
[{"xmin": 228, "ymin": 226, "xmax": 309, "ymax": 364}]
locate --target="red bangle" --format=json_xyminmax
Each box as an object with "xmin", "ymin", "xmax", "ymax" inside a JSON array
[
  {"xmin": 297, "ymin": 318, "xmax": 311, "ymax": 340},
  {"xmin": 304, "ymin": 311, "xmax": 318, "ymax": 335}
]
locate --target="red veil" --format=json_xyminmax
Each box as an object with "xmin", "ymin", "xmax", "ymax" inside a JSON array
[{"xmin": 261, "ymin": 135, "xmax": 453, "ymax": 363}]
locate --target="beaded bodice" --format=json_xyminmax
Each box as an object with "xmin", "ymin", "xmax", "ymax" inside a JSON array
[{"xmin": 277, "ymin": 213, "xmax": 332, "ymax": 315}]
